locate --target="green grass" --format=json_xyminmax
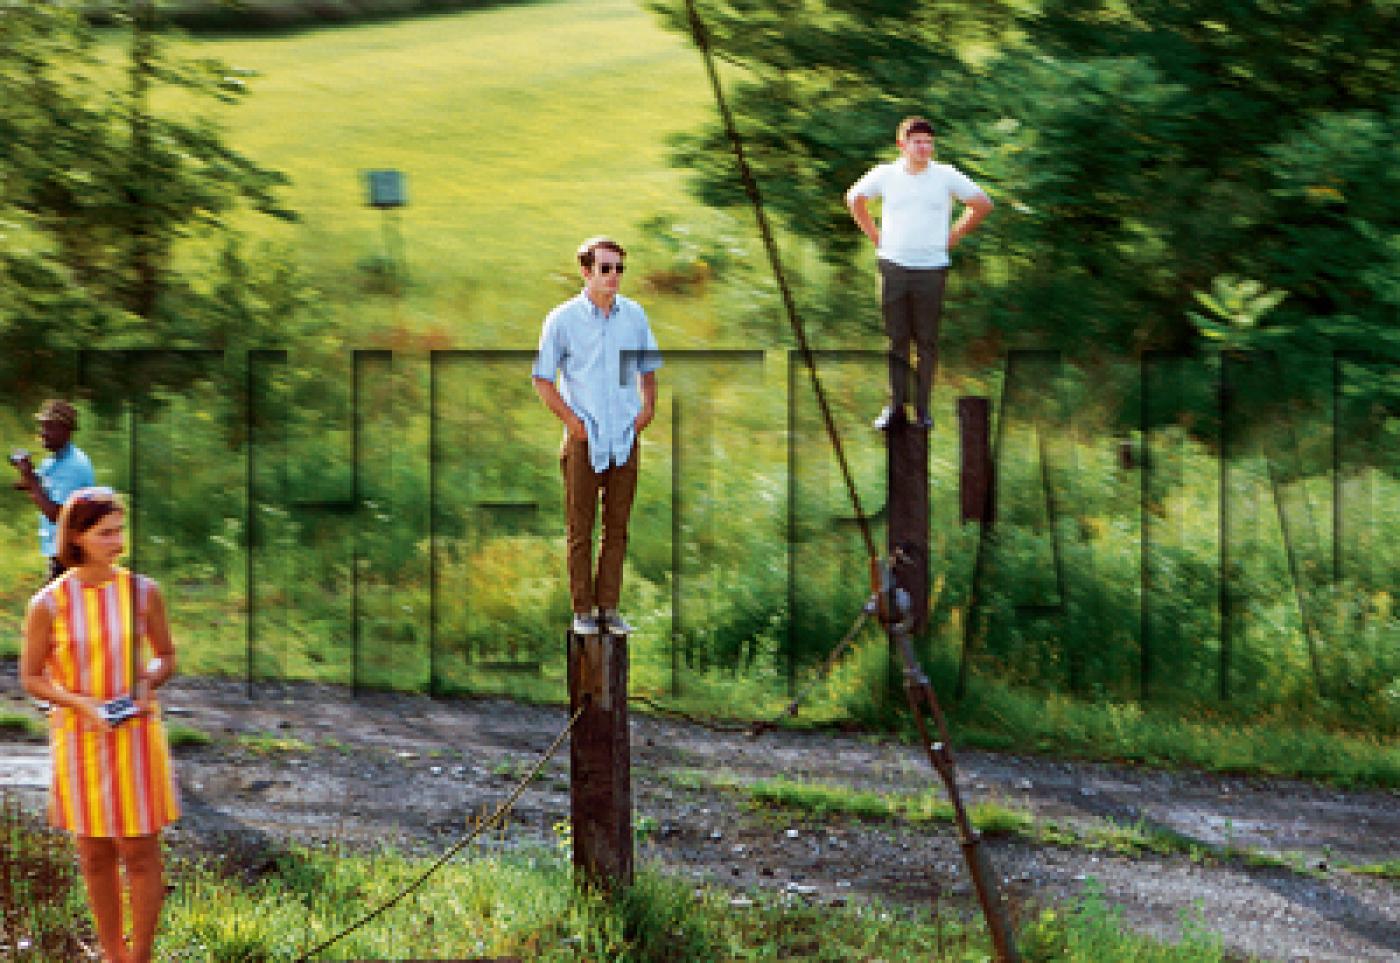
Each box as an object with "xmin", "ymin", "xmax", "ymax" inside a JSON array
[
  {"xmin": 634, "ymin": 668, "xmax": 1400, "ymax": 789},
  {"xmin": 151, "ymin": 0, "xmax": 729, "ymax": 348},
  {"xmin": 735, "ymin": 776, "xmax": 1378, "ymax": 884},
  {"xmin": 166, "ymin": 723, "xmax": 215, "ymax": 748},
  {"xmin": 0, "ymin": 709, "xmax": 45, "ymax": 740},
  {"xmin": 234, "ymin": 731, "xmax": 314, "ymax": 754},
  {"xmin": 744, "ymin": 776, "xmax": 1093, "ymax": 851},
  {"xmin": 1347, "ymin": 860, "xmax": 1400, "ymax": 881},
  {"xmin": 0, "ymin": 0, "xmax": 1392, "ymax": 794},
  {"xmin": 0, "ymin": 824, "xmax": 1231, "ymax": 962},
  {"xmin": 1019, "ymin": 885, "xmax": 1224, "ymax": 963},
  {"xmin": 947, "ymin": 677, "xmax": 1400, "ymax": 789},
  {"xmin": 0, "ymin": 793, "xmax": 1224, "ymax": 962},
  {"xmin": 157, "ymin": 842, "xmax": 1224, "ymax": 961}
]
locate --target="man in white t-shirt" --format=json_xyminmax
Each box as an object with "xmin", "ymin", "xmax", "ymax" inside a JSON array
[{"xmin": 846, "ymin": 117, "xmax": 993, "ymax": 429}]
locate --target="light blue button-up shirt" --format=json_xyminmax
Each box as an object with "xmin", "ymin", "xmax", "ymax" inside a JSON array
[
  {"xmin": 533, "ymin": 291, "xmax": 662, "ymax": 472},
  {"xmin": 36, "ymin": 443, "xmax": 96, "ymax": 558}
]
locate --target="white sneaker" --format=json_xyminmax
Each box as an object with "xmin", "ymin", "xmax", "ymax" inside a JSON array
[
  {"xmin": 600, "ymin": 609, "xmax": 634, "ymax": 634},
  {"xmin": 571, "ymin": 612, "xmax": 600, "ymax": 635}
]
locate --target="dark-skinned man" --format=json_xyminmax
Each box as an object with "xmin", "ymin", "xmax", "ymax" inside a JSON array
[{"xmin": 10, "ymin": 400, "xmax": 96, "ymax": 582}]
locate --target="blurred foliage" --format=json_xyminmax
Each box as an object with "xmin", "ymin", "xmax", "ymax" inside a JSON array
[
  {"xmin": 5, "ymin": 367, "xmax": 1393, "ymax": 741},
  {"xmin": 651, "ymin": 0, "xmax": 1400, "ymax": 433},
  {"xmin": 0, "ymin": 0, "xmax": 1392, "ymax": 763},
  {"xmin": 0, "ymin": 2, "xmax": 319, "ymax": 414}
]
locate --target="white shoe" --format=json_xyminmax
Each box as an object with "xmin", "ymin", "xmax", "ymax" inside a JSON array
[{"xmin": 600, "ymin": 609, "xmax": 634, "ymax": 634}]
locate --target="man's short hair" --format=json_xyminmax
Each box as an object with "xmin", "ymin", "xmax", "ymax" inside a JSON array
[
  {"xmin": 577, "ymin": 236, "xmax": 626, "ymax": 271},
  {"xmin": 34, "ymin": 399, "xmax": 79, "ymax": 430},
  {"xmin": 56, "ymin": 487, "xmax": 124, "ymax": 569},
  {"xmin": 897, "ymin": 116, "xmax": 936, "ymax": 141}
]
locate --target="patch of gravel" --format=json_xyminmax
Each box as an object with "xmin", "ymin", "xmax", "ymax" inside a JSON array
[{"xmin": 2, "ymin": 673, "xmax": 1396, "ymax": 961}]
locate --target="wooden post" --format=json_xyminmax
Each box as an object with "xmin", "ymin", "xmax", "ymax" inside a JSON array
[
  {"xmin": 886, "ymin": 420, "xmax": 931, "ymax": 709},
  {"xmin": 888, "ymin": 404, "xmax": 1021, "ymax": 963},
  {"xmin": 958, "ymin": 396, "xmax": 995, "ymax": 525},
  {"xmin": 886, "ymin": 420, "xmax": 931, "ymax": 633},
  {"xmin": 567, "ymin": 629, "xmax": 633, "ymax": 889}
]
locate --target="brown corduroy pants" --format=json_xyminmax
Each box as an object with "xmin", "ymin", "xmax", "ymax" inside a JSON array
[{"xmin": 560, "ymin": 435, "xmax": 639, "ymax": 614}]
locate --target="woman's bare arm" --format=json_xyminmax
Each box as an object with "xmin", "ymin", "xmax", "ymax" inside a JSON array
[{"xmin": 19, "ymin": 599, "xmax": 106, "ymax": 729}]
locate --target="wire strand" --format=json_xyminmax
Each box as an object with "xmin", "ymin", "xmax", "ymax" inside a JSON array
[
  {"xmin": 629, "ymin": 596, "xmax": 876, "ymax": 735},
  {"xmin": 681, "ymin": 0, "xmax": 880, "ymax": 574},
  {"xmin": 295, "ymin": 703, "xmax": 585, "ymax": 961}
]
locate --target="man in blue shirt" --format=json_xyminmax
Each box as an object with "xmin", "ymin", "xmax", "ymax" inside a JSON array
[
  {"xmin": 533, "ymin": 237, "xmax": 661, "ymax": 636},
  {"xmin": 10, "ymin": 399, "xmax": 96, "ymax": 581}
]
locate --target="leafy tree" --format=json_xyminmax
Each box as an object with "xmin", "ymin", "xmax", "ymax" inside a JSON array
[
  {"xmin": 0, "ymin": 1, "xmax": 305, "ymax": 410},
  {"xmin": 654, "ymin": 0, "xmax": 1399, "ymax": 430}
]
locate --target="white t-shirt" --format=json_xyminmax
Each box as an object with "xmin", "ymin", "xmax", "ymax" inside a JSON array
[{"xmin": 848, "ymin": 161, "xmax": 985, "ymax": 269}]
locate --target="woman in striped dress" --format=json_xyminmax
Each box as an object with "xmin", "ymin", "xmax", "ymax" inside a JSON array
[{"xmin": 20, "ymin": 487, "xmax": 179, "ymax": 963}]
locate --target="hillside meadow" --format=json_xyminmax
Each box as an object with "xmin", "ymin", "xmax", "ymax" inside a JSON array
[{"xmin": 1, "ymin": 0, "xmax": 1395, "ymax": 786}]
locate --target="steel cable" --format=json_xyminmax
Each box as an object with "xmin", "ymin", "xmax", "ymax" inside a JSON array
[
  {"xmin": 681, "ymin": 0, "xmax": 881, "ymax": 583},
  {"xmin": 294, "ymin": 703, "xmax": 585, "ymax": 961}
]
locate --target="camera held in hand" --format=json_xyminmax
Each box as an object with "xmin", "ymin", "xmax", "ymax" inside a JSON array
[
  {"xmin": 98, "ymin": 695, "xmax": 141, "ymax": 726},
  {"xmin": 8, "ymin": 448, "xmax": 29, "ymax": 468}
]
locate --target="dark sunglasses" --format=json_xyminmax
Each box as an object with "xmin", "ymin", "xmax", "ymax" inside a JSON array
[{"xmin": 595, "ymin": 263, "xmax": 625, "ymax": 275}]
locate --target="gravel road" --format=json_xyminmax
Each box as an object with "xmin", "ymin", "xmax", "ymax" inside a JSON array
[{"xmin": 2, "ymin": 674, "xmax": 1396, "ymax": 961}]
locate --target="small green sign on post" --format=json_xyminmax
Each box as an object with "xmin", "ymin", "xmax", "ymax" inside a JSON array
[
  {"xmin": 364, "ymin": 169, "xmax": 408, "ymax": 288},
  {"xmin": 366, "ymin": 169, "xmax": 407, "ymax": 209}
]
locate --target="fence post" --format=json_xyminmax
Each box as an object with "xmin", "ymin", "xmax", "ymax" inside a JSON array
[
  {"xmin": 567, "ymin": 629, "xmax": 633, "ymax": 889},
  {"xmin": 958, "ymin": 397, "xmax": 995, "ymax": 525}
]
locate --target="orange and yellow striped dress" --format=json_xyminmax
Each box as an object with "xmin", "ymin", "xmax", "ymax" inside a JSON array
[{"xmin": 37, "ymin": 568, "xmax": 179, "ymax": 837}]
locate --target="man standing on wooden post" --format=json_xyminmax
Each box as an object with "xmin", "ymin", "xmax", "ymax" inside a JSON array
[
  {"xmin": 847, "ymin": 117, "xmax": 993, "ymax": 430},
  {"xmin": 533, "ymin": 237, "xmax": 661, "ymax": 636}
]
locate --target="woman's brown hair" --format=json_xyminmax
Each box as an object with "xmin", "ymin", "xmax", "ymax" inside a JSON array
[{"xmin": 56, "ymin": 487, "xmax": 124, "ymax": 569}]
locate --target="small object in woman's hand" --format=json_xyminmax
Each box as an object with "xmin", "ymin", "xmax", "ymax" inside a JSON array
[{"xmin": 98, "ymin": 695, "xmax": 141, "ymax": 726}]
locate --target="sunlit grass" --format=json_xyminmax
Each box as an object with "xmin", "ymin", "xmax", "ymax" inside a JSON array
[
  {"xmin": 157, "ymin": 841, "xmax": 1227, "ymax": 961},
  {"xmin": 145, "ymin": 0, "xmax": 728, "ymax": 349},
  {"xmin": 166, "ymin": 723, "xmax": 215, "ymax": 748},
  {"xmin": 1348, "ymin": 860, "xmax": 1400, "ymax": 881},
  {"xmin": 234, "ymin": 731, "xmax": 315, "ymax": 754},
  {"xmin": 0, "ymin": 709, "xmax": 44, "ymax": 740},
  {"xmin": 0, "ymin": 0, "xmax": 1393, "ymax": 795}
]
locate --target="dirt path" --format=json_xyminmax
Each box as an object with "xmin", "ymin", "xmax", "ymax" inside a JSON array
[{"xmin": 3, "ymin": 675, "xmax": 1397, "ymax": 961}]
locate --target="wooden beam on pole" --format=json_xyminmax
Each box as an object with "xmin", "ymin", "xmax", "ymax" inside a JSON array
[
  {"xmin": 958, "ymin": 396, "xmax": 996, "ymax": 526},
  {"xmin": 567, "ymin": 629, "xmax": 633, "ymax": 890}
]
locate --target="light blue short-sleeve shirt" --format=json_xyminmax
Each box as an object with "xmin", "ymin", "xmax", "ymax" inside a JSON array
[
  {"xmin": 532, "ymin": 291, "xmax": 662, "ymax": 472},
  {"xmin": 36, "ymin": 443, "xmax": 96, "ymax": 557}
]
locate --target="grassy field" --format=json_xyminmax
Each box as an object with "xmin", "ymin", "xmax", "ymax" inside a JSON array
[
  {"xmin": 1, "ymin": 0, "xmax": 1395, "ymax": 789},
  {"xmin": 153, "ymin": 0, "xmax": 734, "ymax": 346},
  {"xmin": 0, "ymin": 801, "xmax": 1227, "ymax": 961}
]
